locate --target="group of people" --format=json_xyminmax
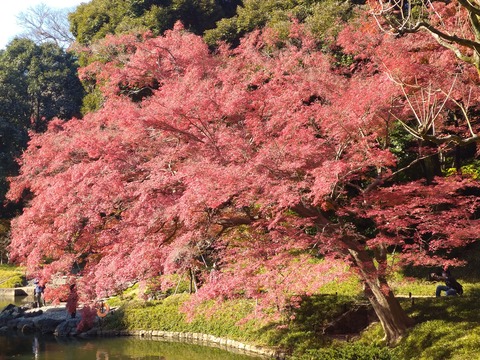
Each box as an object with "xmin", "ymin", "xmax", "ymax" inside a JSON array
[
  {"xmin": 32, "ymin": 279, "xmax": 112, "ymax": 321},
  {"xmin": 33, "ymin": 279, "xmax": 79, "ymax": 318}
]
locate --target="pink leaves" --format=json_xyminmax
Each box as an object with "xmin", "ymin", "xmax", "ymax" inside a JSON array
[
  {"xmin": 360, "ymin": 177, "xmax": 480, "ymax": 267},
  {"xmin": 7, "ymin": 22, "xmax": 394, "ymax": 300},
  {"xmin": 8, "ymin": 16, "xmax": 480, "ymax": 313}
]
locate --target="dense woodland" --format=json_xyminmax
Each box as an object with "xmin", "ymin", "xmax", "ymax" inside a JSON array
[{"xmin": 2, "ymin": 0, "xmax": 480, "ymax": 347}]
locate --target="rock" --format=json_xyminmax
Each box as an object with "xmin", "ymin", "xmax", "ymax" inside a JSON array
[
  {"xmin": 78, "ymin": 327, "xmax": 99, "ymax": 337},
  {"xmin": 0, "ymin": 305, "xmax": 87, "ymax": 337},
  {"xmin": 7, "ymin": 318, "xmax": 21, "ymax": 329},
  {"xmin": 1, "ymin": 304, "xmax": 15, "ymax": 313},
  {"xmin": 55, "ymin": 318, "xmax": 80, "ymax": 337},
  {"xmin": 34, "ymin": 317, "xmax": 65, "ymax": 334},
  {"xmin": 6, "ymin": 306, "xmax": 24, "ymax": 318},
  {"xmin": 2, "ymin": 305, "xmax": 24, "ymax": 318},
  {"xmin": 11, "ymin": 309, "xmax": 24, "ymax": 319},
  {"xmin": 22, "ymin": 302, "xmax": 36, "ymax": 310},
  {"xmin": 0, "ymin": 313, "xmax": 10, "ymax": 327},
  {"xmin": 0, "ymin": 305, "xmax": 29, "ymax": 328},
  {"xmin": 24, "ymin": 310, "xmax": 43, "ymax": 318},
  {"xmin": 21, "ymin": 322, "xmax": 35, "ymax": 334},
  {"xmin": 17, "ymin": 318, "xmax": 35, "ymax": 328}
]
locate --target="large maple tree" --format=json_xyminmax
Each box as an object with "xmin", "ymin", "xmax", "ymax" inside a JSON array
[{"xmin": 7, "ymin": 20, "xmax": 480, "ymax": 344}]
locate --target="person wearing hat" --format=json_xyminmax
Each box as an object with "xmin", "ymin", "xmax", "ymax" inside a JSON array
[{"xmin": 33, "ymin": 279, "xmax": 45, "ymax": 307}]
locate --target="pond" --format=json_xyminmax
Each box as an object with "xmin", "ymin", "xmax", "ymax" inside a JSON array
[
  {"xmin": 0, "ymin": 333, "xmax": 264, "ymax": 359},
  {"xmin": 0, "ymin": 294, "xmax": 32, "ymax": 309},
  {"xmin": 0, "ymin": 296, "xmax": 264, "ymax": 360}
]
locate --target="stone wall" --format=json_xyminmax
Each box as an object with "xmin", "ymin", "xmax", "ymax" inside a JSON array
[{"xmin": 0, "ymin": 287, "xmax": 33, "ymax": 296}]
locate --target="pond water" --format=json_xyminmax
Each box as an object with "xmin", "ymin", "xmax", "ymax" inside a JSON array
[
  {"xmin": 0, "ymin": 296, "xmax": 263, "ymax": 360},
  {"xmin": 0, "ymin": 333, "xmax": 264, "ymax": 360},
  {"xmin": 0, "ymin": 295, "xmax": 32, "ymax": 309}
]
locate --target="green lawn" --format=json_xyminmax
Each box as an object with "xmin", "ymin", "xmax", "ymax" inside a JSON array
[{"xmin": 99, "ymin": 275, "xmax": 480, "ymax": 360}]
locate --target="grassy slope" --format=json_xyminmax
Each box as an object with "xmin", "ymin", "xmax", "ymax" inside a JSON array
[
  {"xmin": 394, "ymin": 295, "xmax": 480, "ymax": 360},
  {"xmin": 0, "ymin": 264, "xmax": 25, "ymax": 288},
  {"xmin": 98, "ymin": 270, "xmax": 480, "ymax": 360}
]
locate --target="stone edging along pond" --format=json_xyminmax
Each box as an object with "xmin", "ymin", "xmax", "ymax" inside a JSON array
[
  {"xmin": 0, "ymin": 303, "xmax": 285, "ymax": 359},
  {"xmin": 92, "ymin": 329, "xmax": 286, "ymax": 359}
]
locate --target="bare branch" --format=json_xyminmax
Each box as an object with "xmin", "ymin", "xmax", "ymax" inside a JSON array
[
  {"xmin": 17, "ymin": 3, "xmax": 75, "ymax": 48},
  {"xmin": 371, "ymin": 0, "xmax": 480, "ymax": 69},
  {"xmin": 387, "ymin": 75, "xmax": 480, "ymax": 146}
]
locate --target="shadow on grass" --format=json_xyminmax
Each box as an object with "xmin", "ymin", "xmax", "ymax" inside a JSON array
[
  {"xmin": 395, "ymin": 295, "xmax": 480, "ymax": 360},
  {"xmin": 257, "ymin": 294, "xmax": 371, "ymax": 354},
  {"xmin": 401, "ymin": 293, "xmax": 480, "ymax": 324},
  {"xmin": 269, "ymin": 289, "xmax": 480, "ymax": 358}
]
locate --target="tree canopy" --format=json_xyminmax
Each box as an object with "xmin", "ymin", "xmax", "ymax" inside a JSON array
[
  {"xmin": 17, "ymin": 4, "xmax": 75, "ymax": 48},
  {"xmin": 69, "ymin": 0, "xmax": 242, "ymax": 45},
  {"xmin": 203, "ymin": 0, "xmax": 353, "ymax": 46},
  {"xmin": 7, "ymin": 14, "xmax": 480, "ymax": 344},
  {"xmin": 0, "ymin": 38, "xmax": 85, "ymax": 260},
  {"xmin": 0, "ymin": 38, "xmax": 84, "ymax": 131},
  {"xmin": 0, "ymin": 38, "xmax": 83, "ymax": 220}
]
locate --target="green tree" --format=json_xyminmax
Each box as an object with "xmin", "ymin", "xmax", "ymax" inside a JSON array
[
  {"xmin": 0, "ymin": 38, "xmax": 83, "ymax": 218},
  {"xmin": 0, "ymin": 38, "xmax": 84, "ymax": 132},
  {"xmin": 204, "ymin": 0, "xmax": 353, "ymax": 47},
  {"xmin": 0, "ymin": 117, "xmax": 27, "ymax": 217},
  {"xmin": 0, "ymin": 218, "xmax": 11, "ymax": 263},
  {"xmin": 69, "ymin": 0, "xmax": 241, "ymax": 46}
]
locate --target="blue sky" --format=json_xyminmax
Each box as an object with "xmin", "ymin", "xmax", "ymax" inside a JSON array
[{"xmin": 0, "ymin": 0, "xmax": 85, "ymax": 49}]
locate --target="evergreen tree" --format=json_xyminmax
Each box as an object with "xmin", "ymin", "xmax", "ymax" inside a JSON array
[
  {"xmin": 69, "ymin": 0, "xmax": 242, "ymax": 45},
  {"xmin": 0, "ymin": 38, "xmax": 83, "ymax": 217}
]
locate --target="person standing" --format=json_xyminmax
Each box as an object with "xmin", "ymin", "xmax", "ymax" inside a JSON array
[
  {"xmin": 66, "ymin": 283, "xmax": 79, "ymax": 318},
  {"xmin": 33, "ymin": 279, "xmax": 45, "ymax": 308}
]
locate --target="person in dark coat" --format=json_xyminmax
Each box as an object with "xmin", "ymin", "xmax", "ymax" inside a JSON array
[{"xmin": 431, "ymin": 267, "xmax": 463, "ymax": 297}]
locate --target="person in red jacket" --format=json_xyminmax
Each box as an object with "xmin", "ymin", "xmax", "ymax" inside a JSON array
[{"xmin": 66, "ymin": 283, "xmax": 79, "ymax": 318}]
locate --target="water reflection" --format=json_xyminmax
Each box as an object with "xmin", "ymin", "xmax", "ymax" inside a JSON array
[
  {"xmin": 0, "ymin": 295, "xmax": 32, "ymax": 309},
  {"xmin": 0, "ymin": 333, "xmax": 263, "ymax": 360},
  {"xmin": 32, "ymin": 335, "xmax": 41, "ymax": 359}
]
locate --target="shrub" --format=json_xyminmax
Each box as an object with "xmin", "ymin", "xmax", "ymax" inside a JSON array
[
  {"xmin": 77, "ymin": 305, "xmax": 97, "ymax": 332},
  {"xmin": 0, "ymin": 264, "xmax": 25, "ymax": 288}
]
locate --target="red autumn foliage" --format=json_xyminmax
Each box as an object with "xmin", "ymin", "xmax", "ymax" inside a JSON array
[
  {"xmin": 77, "ymin": 305, "xmax": 97, "ymax": 333},
  {"xmin": 7, "ymin": 19, "xmax": 480, "ymax": 342}
]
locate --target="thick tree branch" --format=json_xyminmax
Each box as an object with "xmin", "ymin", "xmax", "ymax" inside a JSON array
[
  {"xmin": 457, "ymin": 0, "xmax": 480, "ymax": 17},
  {"xmin": 423, "ymin": 133, "xmax": 480, "ymax": 145},
  {"xmin": 415, "ymin": 22, "xmax": 480, "ymax": 52}
]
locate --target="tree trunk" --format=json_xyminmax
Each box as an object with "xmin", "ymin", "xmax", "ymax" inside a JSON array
[
  {"xmin": 363, "ymin": 276, "xmax": 412, "ymax": 344},
  {"xmin": 347, "ymin": 241, "xmax": 413, "ymax": 345},
  {"xmin": 303, "ymin": 206, "xmax": 413, "ymax": 344},
  {"xmin": 188, "ymin": 268, "xmax": 198, "ymax": 294}
]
